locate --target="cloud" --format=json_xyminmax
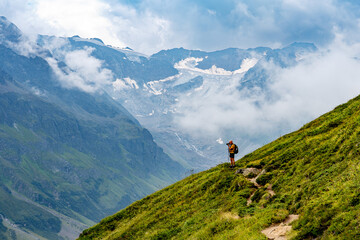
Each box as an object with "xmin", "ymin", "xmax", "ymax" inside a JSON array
[
  {"xmin": 46, "ymin": 47, "xmax": 114, "ymax": 93},
  {"xmin": 5, "ymin": 37, "xmax": 41, "ymax": 57},
  {"xmin": 0, "ymin": 0, "xmax": 175, "ymax": 54},
  {"xmin": 1, "ymin": 0, "xmax": 360, "ymax": 54},
  {"xmin": 2, "ymin": 0, "xmax": 360, "ymax": 130},
  {"xmin": 174, "ymin": 38, "xmax": 360, "ymax": 147},
  {"xmin": 2, "ymin": 23, "xmax": 115, "ymax": 94},
  {"xmin": 35, "ymin": 0, "xmax": 115, "ymax": 38}
]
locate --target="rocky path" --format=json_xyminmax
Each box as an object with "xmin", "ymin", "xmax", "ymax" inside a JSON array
[
  {"xmin": 235, "ymin": 168, "xmax": 275, "ymax": 205},
  {"xmin": 261, "ymin": 215, "xmax": 299, "ymax": 240},
  {"xmin": 236, "ymin": 167, "xmax": 299, "ymax": 240}
]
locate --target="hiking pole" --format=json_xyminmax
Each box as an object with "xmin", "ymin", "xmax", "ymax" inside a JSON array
[{"xmin": 226, "ymin": 142, "xmax": 230, "ymax": 167}]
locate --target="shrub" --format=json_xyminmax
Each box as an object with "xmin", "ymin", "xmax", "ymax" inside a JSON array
[
  {"xmin": 251, "ymin": 188, "xmax": 266, "ymax": 203},
  {"xmin": 256, "ymin": 172, "xmax": 274, "ymax": 186}
]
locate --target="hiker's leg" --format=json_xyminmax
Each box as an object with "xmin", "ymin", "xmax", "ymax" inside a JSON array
[{"xmin": 229, "ymin": 153, "xmax": 235, "ymax": 167}]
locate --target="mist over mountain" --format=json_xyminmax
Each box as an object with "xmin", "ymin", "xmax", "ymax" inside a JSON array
[
  {"xmin": 33, "ymin": 32, "xmax": 315, "ymax": 169},
  {"xmin": 0, "ymin": 16, "xmax": 185, "ymax": 240},
  {"xmin": 34, "ymin": 30, "xmax": 360, "ymax": 172}
]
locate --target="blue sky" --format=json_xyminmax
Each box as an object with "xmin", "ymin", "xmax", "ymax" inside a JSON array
[{"xmin": 1, "ymin": 0, "xmax": 360, "ymax": 54}]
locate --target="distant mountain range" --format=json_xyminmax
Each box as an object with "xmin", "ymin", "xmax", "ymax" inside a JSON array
[
  {"xmin": 36, "ymin": 30, "xmax": 317, "ymax": 171},
  {"xmin": 0, "ymin": 16, "xmax": 185, "ymax": 240}
]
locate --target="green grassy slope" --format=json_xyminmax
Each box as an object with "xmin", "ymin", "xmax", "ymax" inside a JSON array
[{"xmin": 79, "ymin": 94, "xmax": 360, "ymax": 240}]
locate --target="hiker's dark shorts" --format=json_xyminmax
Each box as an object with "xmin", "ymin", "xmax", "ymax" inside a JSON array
[{"xmin": 229, "ymin": 153, "xmax": 235, "ymax": 158}]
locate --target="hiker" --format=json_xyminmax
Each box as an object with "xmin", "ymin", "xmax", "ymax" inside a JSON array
[{"xmin": 227, "ymin": 140, "xmax": 238, "ymax": 168}]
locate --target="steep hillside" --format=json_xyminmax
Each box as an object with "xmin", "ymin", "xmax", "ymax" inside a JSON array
[{"xmin": 79, "ymin": 94, "xmax": 360, "ymax": 239}]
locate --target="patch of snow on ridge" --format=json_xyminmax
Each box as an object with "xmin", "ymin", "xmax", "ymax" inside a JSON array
[
  {"xmin": 234, "ymin": 58, "xmax": 259, "ymax": 74},
  {"xmin": 72, "ymin": 36, "xmax": 148, "ymax": 62},
  {"xmin": 110, "ymin": 46, "xmax": 149, "ymax": 62},
  {"xmin": 113, "ymin": 79, "xmax": 127, "ymax": 90},
  {"xmin": 113, "ymin": 77, "xmax": 139, "ymax": 90},
  {"xmin": 174, "ymin": 57, "xmax": 258, "ymax": 75},
  {"xmin": 151, "ymin": 73, "xmax": 182, "ymax": 84},
  {"xmin": 72, "ymin": 36, "xmax": 105, "ymax": 46},
  {"xmin": 146, "ymin": 73, "xmax": 181, "ymax": 95},
  {"xmin": 194, "ymin": 85, "xmax": 204, "ymax": 91},
  {"xmin": 124, "ymin": 77, "xmax": 139, "ymax": 89},
  {"xmin": 147, "ymin": 82, "xmax": 162, "ymax": 95},
  {"xmin": 175, "ymin": 57, "xmax": 204, "ymax": 69},
  {"xmin": 206, "ymin": 65, "xmax": 233, "ymax": 75}
]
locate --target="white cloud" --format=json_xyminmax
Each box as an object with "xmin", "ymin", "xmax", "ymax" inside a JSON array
[
  {"xmin": 5, "ymin": 37, "xmax": 40, "ymax": 57},
  {"xmin": 266, "ymin": 40, "xmax": 360, "ymax": 122},
  {"xmin": 0, "ymin": 0, "xmax": 176, "ymax": 54},
  {"xmin": 174, "ymin": 39, "xmax": 360, "ymax": 145},
  {"xmin": 46, "ymin": 47, "xmax": 113, "ymax": 93},
  {"xmin": 1, "ymin": 0, "xmax": 360, "ymax": 54},
  {"xmin": 108, "ymin": 4, "xmax": 173, "ymax": 54},
  {"xmin": 35, "ymin": 0, "xmax": 115, "ymax": 39}
]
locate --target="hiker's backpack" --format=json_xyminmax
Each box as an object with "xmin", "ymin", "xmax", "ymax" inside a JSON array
[{"xmin": 234, "ymin": 144, "xmax": 239, "ymax": 154}]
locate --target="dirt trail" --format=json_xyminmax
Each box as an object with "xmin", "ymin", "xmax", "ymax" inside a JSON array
[
  {"xmin": 261, "ymin": 215, "xmax": 299, "ymax": 240},
  {"xmin": 239, "ymin": 169, "xmax": 274, "ymax": 206},
  {"xmin": 236, "ymin": 168, "xmax": 299, "ymax": 239}
]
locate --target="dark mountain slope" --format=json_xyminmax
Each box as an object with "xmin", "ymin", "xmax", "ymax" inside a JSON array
[
  {"xmin": 0, "ymin": 67, "xmax": 185, "ymax": 238},
  {"xmin": 79, "ymin": 94, "xmax": 360, "ymax": 239},
  {"xmin": 0, "ymin": 18, "xmax": 186, "ymax": 239}
]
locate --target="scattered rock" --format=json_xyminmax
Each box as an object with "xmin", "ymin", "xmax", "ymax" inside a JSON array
[
  {"xmin": 235, "ymin": 168, "xmax": 262, "ymax": 177},
  {"xmin": 240, "ymin": 168, "xmax": 275, "ymax": 206},
  {"xmin": 261, "ymin": 215, "xmax": 299, "ymax": 240}
]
